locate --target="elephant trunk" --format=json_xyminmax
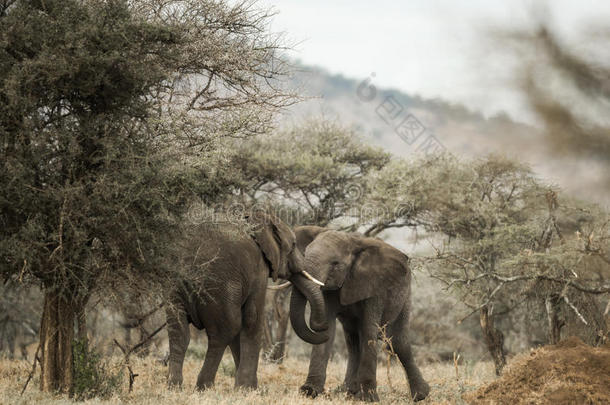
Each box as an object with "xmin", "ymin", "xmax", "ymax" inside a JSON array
[{"xmin": 289, "ymin": 273, "xmax": 329, "ymax": 345}]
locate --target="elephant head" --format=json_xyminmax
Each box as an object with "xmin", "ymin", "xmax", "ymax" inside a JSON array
[
  {"xmin": 290, "ymin": 230, "xmax": 409, "ymax": 342},
  {"xmin": 250, "ymin": 215, "xmax": 329, "ymax": 344},
  {"xmin": 294, "ymin": 225, "xmax": 328, "ymax": 254}
]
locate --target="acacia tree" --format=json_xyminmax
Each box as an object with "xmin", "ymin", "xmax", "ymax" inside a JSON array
[
  {"xmin": 232, "ymin": 119, "xmax": 390, "ymax": 225},
  {"xmin": 0, "ymin": 0, "xmax": 291, "ymax": 393},
  {"xmin": 420, "ymin": 157, "xmax": 551, "ymax": 375},
  {"xmin": 361, "ymin": 155, "xmax": 609, "ymax": 374},
  {"xmin": 498, "ymin": 23, "xmax": 610, "ymax": 333},
  {"xmin": 508, "ymin": 25, "xmax": 610, "ymax": 335},
  {"xmin": 504, "ymin": 201, "xmax": 610, "ymax": 345},
  {"xmin": 230, "ymin": 118, "xmax": 390, "ymax": 361}
]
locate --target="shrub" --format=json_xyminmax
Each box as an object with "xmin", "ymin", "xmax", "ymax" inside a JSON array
[{"xmin": 72, "ymin": 340, "xmax": 122, "ymax": 400}]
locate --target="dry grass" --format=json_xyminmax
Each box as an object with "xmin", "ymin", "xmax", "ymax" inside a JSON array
[{"xmin": 0, "ymin": 349, "xmax": 496, "ymax": 404}]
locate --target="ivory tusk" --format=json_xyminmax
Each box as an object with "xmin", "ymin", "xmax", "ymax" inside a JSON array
[
  {"xmin": 300, "ymin": 270, "xmax": 325, "ymax": 287},
  {"xmin": 267, "ymin": 281, "xmax": 292, "ymax": 290}
]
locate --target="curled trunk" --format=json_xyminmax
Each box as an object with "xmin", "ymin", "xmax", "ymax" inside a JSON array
[{"xmin": 289, "ymin": 274, "xmax": 329, "ymax": 345}]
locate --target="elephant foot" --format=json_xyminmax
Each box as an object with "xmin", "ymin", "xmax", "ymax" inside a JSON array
[
  {"xmin": 195, "ymin": 381, "xmax": 214, "ymax": 392},
  {"xmin": 300, "ymin": 383, "xmax": 323, "ymax": 398},
  {"xmin": 167, "ymin": 374, "xmax": 183, "ymax": 390},
  {"xmin": 348, "ymin": 386, "xmax": 380, "ymax": 402},
  {"xmin": 410, "ymin": 381, "xmax": 430, "ymax": 402},
  {"xmin": 167, "ymin": 381, "xmax": 183, "ymax": 391},
  {"xmin": 235, "ymin": 380, "xmax": 257, "ymax": 390}
]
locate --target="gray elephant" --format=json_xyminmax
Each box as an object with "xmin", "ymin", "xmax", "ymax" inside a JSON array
[
  {"xmin": 166, "ymin": 214, "xmax": 328, "ymax": 390},
  {"xmin": 290, "ymin": 226, "xmax": 430, "ymax": 402}
]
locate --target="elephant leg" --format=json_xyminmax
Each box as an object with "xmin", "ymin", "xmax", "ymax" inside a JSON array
[
  {"xmin": 229, "ymin": 334, "xmax": 240, "ymax": 370},
  {"xmin": 390, "ymin": 312, "xmax": 429, "ymax": 401},
  {"xmin": 300, "ymin": 314, "xmax": 337, "ymax": 398},
  {"xmin": 196, "ymin": 336, "xmax": 228, "ymax": 390},
  {"xmin": 234, "ymin": 293, "xmax": 263, "ymax": 389},
  {"xmin": 166, "ymin": 304, "xmax": 190, "ymax": 388},
  {"xmin": 339, "ymin": 319, "xmax": 360, "ymax": 393},
  {"xmin": 351, "ymin": 303, "xmax": 381, "ymax": 402}
]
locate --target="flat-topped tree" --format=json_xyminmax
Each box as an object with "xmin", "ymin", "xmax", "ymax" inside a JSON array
[
  {"xmin": 0, "ymin": 0, "xmax": 292, "ymax": 393},
  {"xmin": 363, "ymin": 156, "xmax": 546, "ymax": 374},
  {"xmin": 363, "ymin": 155, "xmax": 609, "ymax": 374},
  {"xmin": 232, "ymin": 118, "xmax": 391, "ymax": 226}
]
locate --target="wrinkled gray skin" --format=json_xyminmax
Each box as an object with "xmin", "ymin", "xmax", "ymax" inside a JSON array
[
  {"xmin": 291, "ymin": 226, "xmax": 430, "ymax": 402},
  {"xmin": 166, "ymin": 215, "xmax": 328, "ymax": 391}
]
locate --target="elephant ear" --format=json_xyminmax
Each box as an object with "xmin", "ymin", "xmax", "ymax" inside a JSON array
[
  {"xmin": 339, "ymin": 244, "xmax": 409, "ymax": 306},
  {"xmin": 252, "ymin": 216, "xmax": 292, "ymax": 281}
]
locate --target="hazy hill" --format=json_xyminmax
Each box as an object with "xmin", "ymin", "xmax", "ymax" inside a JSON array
[{"xmin": 282, "ymin": 65, "xmax": 609, "ymax": 206}]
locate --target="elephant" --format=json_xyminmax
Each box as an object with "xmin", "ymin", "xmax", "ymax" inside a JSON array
[
  {"xmin": 290, "ymin": 226, "xmax": 430, "ymax": 402},
  {"xmin": 165, "ymin": 214, "xmax": 329, "ymax": 391}
]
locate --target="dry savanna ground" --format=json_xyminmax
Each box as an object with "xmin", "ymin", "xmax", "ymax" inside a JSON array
[{"xmin": 0, "ymin": 347, "xmax": 496, "ymax": 405}]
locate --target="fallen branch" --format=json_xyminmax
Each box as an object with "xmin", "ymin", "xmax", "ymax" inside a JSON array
[
  {"xmin": 20, "ymin": 344, "xmax": 41, "ymax": 395},
  {"xmin": 113, "ymin": 339, "xmax": 139, "ymax": 394},
  {"xmin": 113, "ymin": 322, "xmax": 167, "ymax": 392}
]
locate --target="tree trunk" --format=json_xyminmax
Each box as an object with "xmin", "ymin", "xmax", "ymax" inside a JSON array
[
  {"xmin": 545, "ymin": 295, "xmax": 564, "ymax": 344},
  {"xmin": 39, "ymin": 290, "xmax": 75, "ymax": 393},
  {"xmin": 269, "ymin": 288, "xmax": 290, "ymax": 362},
  {"xmin": 76, "ymin": 304, "xmax": 88, "ymax": 346},
  {"xmin": 480, "ymin": 305, "xmax": 506, "ymax": 376}
]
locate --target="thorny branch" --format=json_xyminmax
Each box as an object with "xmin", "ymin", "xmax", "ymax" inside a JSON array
[
  {"xmin": 20, "ymin": 344, "xmax": 41, "ymax": 395},
  {"xmin": 113, "ymin": 322, "xmax": 167, "ymax": 392}
]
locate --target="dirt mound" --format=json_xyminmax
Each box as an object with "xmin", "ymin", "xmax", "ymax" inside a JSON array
[{"xmin": 464, "ymin": 337, "xmax": 610, "ymax": 405}]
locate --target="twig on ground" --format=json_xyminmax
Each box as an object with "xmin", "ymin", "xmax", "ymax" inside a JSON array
[
  {"xmin": 20, "ymin": 344, "xmax": 40, "ymax": 395},
  {"xmin": 114, "ymin": 322, "xmax": 167, "ymax": 392}
]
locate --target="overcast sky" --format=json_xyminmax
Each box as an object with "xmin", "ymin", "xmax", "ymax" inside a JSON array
[{"xmin": 261, "ymin": 0, "xmax": 610, "ymax": 122}]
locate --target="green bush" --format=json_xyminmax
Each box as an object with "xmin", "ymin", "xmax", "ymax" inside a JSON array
[{"xmin": 72, "ymin": 340, "xmax": 122, "ymax": 400}]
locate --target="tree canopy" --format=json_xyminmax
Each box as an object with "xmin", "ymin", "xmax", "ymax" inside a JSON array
[
  {"xmin": 230, "ymin": 118, "xmax": 390, "ymax": 225},
  {"xmin": 0, "ymin": 0, "xmax": 292, "ymax": 392},
  {"xmin": 359, "ymin": 154, "xmax": 610, "ymax": 373}
]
